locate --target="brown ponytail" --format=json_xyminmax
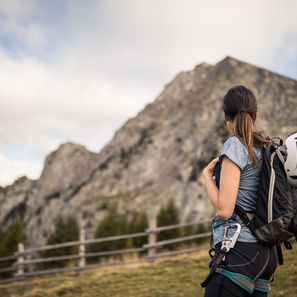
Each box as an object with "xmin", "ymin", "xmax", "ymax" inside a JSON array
[{"xmin": 223, "ymin": 85, "xmax": 272, "ymax": 168}]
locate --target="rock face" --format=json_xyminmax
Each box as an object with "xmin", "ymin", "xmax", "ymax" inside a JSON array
[{"xmin": 1, "ymin": 56, "xmax": 297, "ymax": 247}]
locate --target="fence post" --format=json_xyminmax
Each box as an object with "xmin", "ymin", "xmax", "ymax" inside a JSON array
[
  {"xmin": 78, "ymin": 228, "xmax": 86, "ymax": 276},
  {"xmin": 15, "ymin": 242, "xmax": 24, "ymax": 277},
  {"xmin": 147, "ymin": 211, "xmax": 157, "ymax": 262}
]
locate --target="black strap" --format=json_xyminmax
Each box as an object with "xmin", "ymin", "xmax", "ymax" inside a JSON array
[
  {"xmin": 201, "ymin": 250, "xmax": 227, "ymax": 287},
  {"xmin": 234, "ymin": 204, "xmax": 254, "ymax": 232},
  {"xmin": 276, "ymin": 244, "xmax": 283, "ymax": 265}
]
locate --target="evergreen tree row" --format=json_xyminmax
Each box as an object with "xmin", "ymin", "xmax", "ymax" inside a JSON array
[
  {"xmin": 0, "ymin": 198, "xmax": 211, "ymax": 275},
  {"xmin": 0, "ymin": 216, "xmax": 24, "ymax": 278}
]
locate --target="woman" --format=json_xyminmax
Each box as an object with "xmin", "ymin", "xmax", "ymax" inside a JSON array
[{"xmin": 202, "ymin": 85, "xmax": 278, "ymax": 297}]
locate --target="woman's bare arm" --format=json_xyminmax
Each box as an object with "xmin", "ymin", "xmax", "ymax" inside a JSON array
[{"xmin": 202, "ymin": 156, "xmax": 241, "ymax": 220}]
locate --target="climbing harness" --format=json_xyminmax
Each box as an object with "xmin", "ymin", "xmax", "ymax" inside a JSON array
[
  {"xmin": 201, "ymin": 223, "xmax": 241, "ymax": 287},
  {"xmin": 215, "ymin": 268, "xmax": 271, "ymax": 294},
  {"xmin": 201, "ymin": 220, "xmax": 272, "ymax": 294}
]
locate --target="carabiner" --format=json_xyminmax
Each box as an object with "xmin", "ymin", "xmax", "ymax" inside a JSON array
[{"xmin": 221, "ymin": 223, "xmax": 241, "ymax": 253}]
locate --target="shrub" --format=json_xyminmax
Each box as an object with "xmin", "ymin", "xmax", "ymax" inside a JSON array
[
  {"xmin": 157, "ymin": 198, "xmax": 181, "ymax": 251},
  {"xmin": 36, "ymin": 214, "xmax": 79, "ymax": 270},
  {"xmin": 128, "ymin": 210, "xmax": 148, "ymax": 256},
  {"xmin": 0, "ymin": 216, "xmax": 25, "ymax": 279},
  {"xmin": 86, "ymin": 203, "xmax": 129, "ymax": 264}
]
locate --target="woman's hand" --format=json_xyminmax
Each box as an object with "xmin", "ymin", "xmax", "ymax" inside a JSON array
[{"xmin": 202, "ymin": 157, "xmax": 220, "ymax": 177}]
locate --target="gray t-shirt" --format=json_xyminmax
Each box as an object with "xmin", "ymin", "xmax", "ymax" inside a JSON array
[{"xmin": 212, "ymin": 135, "xmax": 263, "ymax": 246}]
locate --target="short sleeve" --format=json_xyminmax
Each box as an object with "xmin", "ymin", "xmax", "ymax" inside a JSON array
[{"xmin": 219, "ymin": 136, "xmax": 249, "ymax": 171}]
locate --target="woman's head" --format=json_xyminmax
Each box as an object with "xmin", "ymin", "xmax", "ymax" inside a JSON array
[
  {"xmin": 223, "ymin": 85, "xmax": 257, "ymax": 136},
  {"xmin": 222, "ymin": 85, "xmax": 272, "ymax": 167}
]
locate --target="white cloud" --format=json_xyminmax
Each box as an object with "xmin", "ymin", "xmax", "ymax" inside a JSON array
[
  {"xmin": 0, "ymin": 0, "xmax": 37, "ymax": 18},
  {"xmin": 0, "ymin": 48, "xmax": 152, "ymax": 150},
  {"xmin": 0, "ymin": 0, "xmax": 296, "ymax": 186},
  {"xmin": 0, "ymin": 151, "xmax": 41, "ymax": 186},
  {"xmin": 0, "ymin": 0, "xmax": 46, "ymax": 54}
]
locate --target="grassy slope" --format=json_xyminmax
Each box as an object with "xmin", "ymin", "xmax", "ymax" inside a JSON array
[{"xmin": 0, "ymin": 247, "xmax": 296, "ymax": 297}]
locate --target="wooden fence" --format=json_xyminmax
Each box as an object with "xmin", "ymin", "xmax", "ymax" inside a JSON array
[{"xmin": 0, "ymin": 213, "xmax": 212, "ymax": 285}]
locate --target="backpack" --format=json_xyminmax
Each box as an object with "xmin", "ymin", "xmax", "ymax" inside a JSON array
[
  {"xmin": 248, "ymin": 137, "xmax": 297, "ymax": 245},
  {"xmin": 214, "ymin": 133, "xmax": 297, "ymax": 264}
]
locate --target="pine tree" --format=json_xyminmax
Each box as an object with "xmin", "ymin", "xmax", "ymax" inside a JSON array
[
  {"xmin": 0, "ymin": 226, "xmax": 4, "ymax": 256},
  {"xmin": 37, "ymin": 214, "xmax": 79, "ymax": 270},
  {"xmin": 180, "ymin": 214, "xmax": 196, "ymax": 249},
  {"xmin": 128, "ymin": 210, "xmax": 148, "ymax": 256},
  {"xmin": 3, "ymin": 216, "xmax": 24, "ymax": 252},
  {"xmin": 86, "ymin": 203, "xmax": 129, "ymax": 264},
  {"xmin": 157, "ymin": 198, "xmax": 181, "ymax": 251},
  {"xmin": 0, "ymin": 216, "xmax": 25, "ymax": 279}
]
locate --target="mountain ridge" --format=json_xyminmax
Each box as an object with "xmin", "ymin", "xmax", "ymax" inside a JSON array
[{"xmin": 1, "ymin": 55, "xmax": 296, "ymax": 246}]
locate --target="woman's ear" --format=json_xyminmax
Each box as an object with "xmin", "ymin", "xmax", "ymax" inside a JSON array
[{"xmin": 226, "ymin": 120, "xmax": 235, "ymax": 133}]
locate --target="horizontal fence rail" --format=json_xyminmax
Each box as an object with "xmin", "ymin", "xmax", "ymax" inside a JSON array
[{"xmin": 0, "ymin": 215, "xmax": 213, "ymax": 285}]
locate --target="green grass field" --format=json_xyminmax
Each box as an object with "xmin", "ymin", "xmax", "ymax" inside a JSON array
[{"xmin": 0, "ymin": 246, "xmax": 296, "ymax": 297}]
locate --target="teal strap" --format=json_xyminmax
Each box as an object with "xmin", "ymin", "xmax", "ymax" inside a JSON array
[
  {"xmin": 212, "ymin": 219, "xmax": 235, "ymax": 229},
  {"xmin": 216, "ymin": 268, "xmax": 254, "ymax": 294},
  {"xmin": 212, "ymin": 212, "xmax": 245, "ymax": 229},
  {"xmin": 254, "ymin": 278, "xmax": 271, "ymax": 293},
  {"xmin": 216, "ymin": 268, "xmax": 271, "ymax": 294}
]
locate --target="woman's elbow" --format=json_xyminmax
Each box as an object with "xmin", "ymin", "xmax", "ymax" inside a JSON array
[{"xmin": 217, "ymin": 209, "xmax": 233, "ymax": 221}]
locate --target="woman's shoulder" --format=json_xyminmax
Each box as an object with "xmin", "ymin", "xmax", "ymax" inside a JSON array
[
  {"xmin": 220, "ymin": 135, "xmax": 249, "ymax": 170},
  {"xmin": 223, "ymin": 135, "xmax": 260, "ymax": 153},
  {"xmin": 222, "ymin": 135, "xmax": 263, "ymax": 166},
  {"xmin": 224, "ymin": 134, "xmax": 244, "ymax": 144},
  {"xmin": 222, "ymin": 135, "xmax": 248, "ymax": 153}
]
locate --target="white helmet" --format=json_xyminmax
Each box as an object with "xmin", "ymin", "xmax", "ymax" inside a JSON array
[{"xmin": 284, "ymin": 132, "xmax": 297, "ymax": 188}]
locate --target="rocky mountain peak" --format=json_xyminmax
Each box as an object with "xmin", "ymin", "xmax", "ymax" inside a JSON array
[
  {"xmin": 36, "ymin": 142, "xmax": 102, "ymax": 200},
  {"xmin": 1, "ymin": 55, "xmax": 296, "ymax": 246}
]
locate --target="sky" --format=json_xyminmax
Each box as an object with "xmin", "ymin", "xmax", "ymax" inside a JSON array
[{"xmin": 0, "ymin": 0, "xmax": 297, "ymax": 187}]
